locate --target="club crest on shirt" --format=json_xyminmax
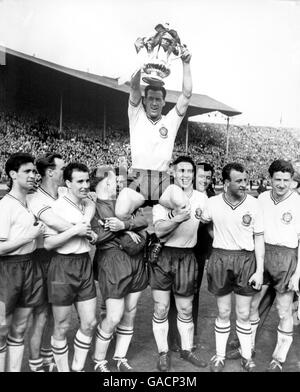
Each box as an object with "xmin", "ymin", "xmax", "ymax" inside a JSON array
[
  {"xmin": 242, "ymin": 213, "xmax": 252, "ymax": 227},
  {"xmin": 281, "ymin": 212, "xmax": 293, "ymax": 224},
  {"xmin": 159, "ymin": 126, "xmax": 168, "ymax": 138},
  {"xmin": 195, "ymin": 208, "xmax": 202, "ymax": 219}
]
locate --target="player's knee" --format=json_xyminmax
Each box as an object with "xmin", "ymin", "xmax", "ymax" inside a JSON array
[
  {"xmin": 54, "ymin": 319, "xmax": 71, "ymax": 338},
  {"xmin": 218, "ymin": 306, "xmax": 231, "ymax": 321},
  {"xmin": 177, "ymin": 303, "xmax": 193, "ymax": 319},
  {"xmin": 276, "ymin": 303, "xmax": 292, "ymax": 321},
  {"xmin": 106, "ymin": 312, "xmax": 123, "ymax": 328},
  {"xmin": 10, "ymin": 321, "xmax": 28, "ymax": 339},
  {"xmin": 154, "ymin": 303, "xmax": 169, "ymax": 319},
  {"xmin": 236, "ymin": 307, "xmax": 251, "ymax": 323},
  {"xmin": 80, "ymin": 317, "xmax": 97, "ymax": 336},
  {"xmin": 0, "ymin": 326, "xmax": 9, "ymax": 345}
]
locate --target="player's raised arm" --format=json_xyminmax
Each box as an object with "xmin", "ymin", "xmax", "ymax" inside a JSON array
[
  {"xmin": 129, "ymin": 38, "xmax": 144, "ymax": 106},
  {"xmin": 176, "ymin": 46, "xmax": 192, "ymax": 116}
]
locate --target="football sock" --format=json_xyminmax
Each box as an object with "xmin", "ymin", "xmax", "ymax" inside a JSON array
[
  {"xmin": 250, "ymin": 318, "xmax": 260, "ymax": 350},
  {"xmin": 236, "ymin": 320, "xmax": 252, "ymax": 360},
  {"xmin": 113, "ymin": 325, "xmax": 134, "ymax": 359},
  {"xmin": 0, "ymin": 343, "xmax": 7, "ymax": 372},
  {"xmin": 272, "ymin": 328, "xmax": 293, "ymax": 363},
  {"xmin": 152, "ymin": 314, "xmax": 169, "ymax": 353},
  {"xmin": 51, "ymin": 336, "xmax": 69, "ymax": 372},
  {"xmin": 28, "ymin": 357, "xmax": 44, "ymax": 372},
  {"xmin": 72, "ymin": 329, "xmax": 92, "ymax": 372},
  {"xmin": 177, "ymin": 315, "xmax": 194, "ymax": 351},
  {"xmin": 94, "ymin": 326, "xmax": 113, "ymax": 362},
  {"xmin": 215, "ymin": 319, "xmax": 231, "ymax": 359},
  {"xmin": 6, "ymin": 335, "xmax": 24, "ymax": 372}
]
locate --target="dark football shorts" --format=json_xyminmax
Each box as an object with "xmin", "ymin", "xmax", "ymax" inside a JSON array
[
  {"xmin": 149, "ymin": 246, "xmax": 198, "ymax": 297},
  {"xmin": 94, "ymin": 248, "xmax": 148, "ymax": 301},
  {"xmin": 128, "ymin": 169, "xmax": 174, "ymax": 206},
  {"xmin": 48, "ymin": 252, "xmax": 96, "ymax": 306},
  {"xmin": 207, "ymin": 248, "xmax": 258, "ymax": 297},
  {"xmin": 0, "ymin": 253, "xmax": 45, "ymax": 318},
  {"xmin": 263, "ymin": 243, "xmax": 298, "ymax": 294},
  {"xmin": 32, "ymin": 248, "xmax": 55, "ymax": 306}
]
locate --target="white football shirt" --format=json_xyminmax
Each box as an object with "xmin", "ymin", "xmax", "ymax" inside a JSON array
[
  {"xmin": 128, "ymin": 100, "xmax": 184, "ymax": 171},
  {"xmin": 152, "ymin": 190, "xmax": 208, "ymax": 248},
  {"xmin": 0, "ymin": 194, "xmax": 37, "ymax": 255},
  {"xmin": 258, "ymin": 190, "xmax": 300, "ymax": 248},
  {"xmin": 201, "ymin": 193, "xmax": 263, "ymax": 251},
  {"xmin": 44, "ymin": 195, "xmax": 90, "ymax": 254}
]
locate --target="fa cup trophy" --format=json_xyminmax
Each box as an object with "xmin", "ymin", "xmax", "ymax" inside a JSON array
[{"xmin": 135, "ymin": 23, "xmax": 187, "ymax": 87}]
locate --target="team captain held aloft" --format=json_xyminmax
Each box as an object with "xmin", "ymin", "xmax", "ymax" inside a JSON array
[{"xmin": 114, "ymin": 37, "xmax": 192, "ymax": 221}]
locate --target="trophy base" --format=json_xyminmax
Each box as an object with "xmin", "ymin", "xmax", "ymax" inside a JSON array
[{"xmin": 142, "ymin": 75, "xmax": 165, "ymax": 87}]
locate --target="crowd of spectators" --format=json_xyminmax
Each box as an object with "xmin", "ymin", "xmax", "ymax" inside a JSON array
[{"xmin": 1, "ymin": 111, "xmax": 299, "ymax": 185}]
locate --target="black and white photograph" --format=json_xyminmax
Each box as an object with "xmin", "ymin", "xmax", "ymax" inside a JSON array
[{"xmin": 0, "ymin": 0, "xmax": 300, "ymax": 378}]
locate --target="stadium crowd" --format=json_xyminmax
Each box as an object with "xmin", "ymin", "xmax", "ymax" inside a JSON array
[{"xmin": 1, "ymin": 111, "xmax": 300, "ymax": 185}]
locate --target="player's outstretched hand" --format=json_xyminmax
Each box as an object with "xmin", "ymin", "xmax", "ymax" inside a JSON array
[
  {"xmin": 105, "ymin": 217, "xmax": 125, "ymax": 232},
  {"xmin": 125, "ymin": 231, "xmax": 141, "ymax": 244},
  {"xmin": 134, "ymin": 37, "xmax": 144, "ymax": 53},
  {"xmin": 248, "ymin": 271, "xmax": 263, "ymax": 291},
  {"xmin": 181, "ymin": 45, "xmax": 192, "ymax": 63},
  {"xmin": 288, "ymin": 273, "xmax": 300, "ymax": 292},
  {"xmin": 87, "ymin": 230, "xmax": 98, "ymax": 245}
]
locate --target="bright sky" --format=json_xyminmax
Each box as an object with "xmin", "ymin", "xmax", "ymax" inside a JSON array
[{"xmin": 0, "ymin": 0, "xmax": 300, "ymax": 128}]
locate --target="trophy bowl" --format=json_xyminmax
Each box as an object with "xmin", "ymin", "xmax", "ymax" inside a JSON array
[
  {"xmin": 142, "ymin": 59, "xmax": 171, "ymax": 87},
  {"xmin": 138, "ymin": 24, "xmax": 183, "ymax": 87}
]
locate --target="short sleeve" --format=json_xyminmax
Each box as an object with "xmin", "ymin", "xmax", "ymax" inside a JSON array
[
  {"xmin": 27, "ymin": 194, "xmax": 51, "ymax": 219},
  {"xmin": 0, "ymin": 202, "xmax": 11, "ymax": 241},
  {"xmin": 128, "ymin": 99, "xmax": 143, "ymax": 131}
]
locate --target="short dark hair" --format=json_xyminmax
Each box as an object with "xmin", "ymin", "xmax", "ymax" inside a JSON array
[
  {"xmin": 63, "ymin": 162, "xmax": 89, "ymax": 182},
  {"xmin": 89, "ymin": 166, "xmax": 115, "ymax": 192},
  {"xmin": 173, "ymin": 155, "xmax": 196, "ymax": 174},
  {"xmin": 5, "ymin": 152, "xmax": 35, "ymax": 178},
  {"xmin": 144, "ymin": 85, "xmax": 167, "ymax": 100},
  {"xmin": 36, "ymin": 153, "xmax": 63, "ymax": 177},
  {"xmin": 222, "ymin": 162, "xmax": 246, "ymax": 183},
  {"xmin": 268, "ymin": 159, "xmax": 294, "ymax": 178},
  {"xmin": 196, "ymin": 162, "xmax": 214, "ymax": 176}
]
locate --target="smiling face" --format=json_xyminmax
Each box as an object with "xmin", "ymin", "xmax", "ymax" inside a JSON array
[
  {"xmin": 10, "ymin": 162, "xmax": 37, "ymax": 192},
  {"xmin": 174, "ymin": 161, "xmax": 194, "ymax": 191},
  {"xmin": 271, "ymin": 171, "xmax": 293, "ymax": 198},
  {"xmin": 226, "ymin": 169, "xmax": 248, "ymax": 199},
  {"xmin": 143, "ymin": 89, "xmax": 165, "ymax": 121},
  {"xmin": 66, "ymin": 170, "xmax": 90, "ymax": 201},
  {"xmin": 196, "ymin": 168, "xmax": 213, "ymax": 193}
]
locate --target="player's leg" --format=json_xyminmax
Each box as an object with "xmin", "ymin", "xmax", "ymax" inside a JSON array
[
  {"xmin": 175, "ymin": 294, "xmax": 207, "ymax": 368},
  {"xmin": 71, "ymin": 297, "xmax": 97, "ymax": 372},
  {"xmin": 112, "ymin": 291, "xmax": 142, "ymax": 372},
  {"xmin": 28, "ymin": 304, "xmax": 50, "ymax": 372},
  {"xmin": 152, "ymin": 289, "xmax": 171, "ymax": 371},
  {"xmin": 7, "ymin": 307, "xmax": 33, "ymax": 372},
  {"xmin": 235, "ymin": 293, "xmax": 256, "ymax": 371},
  {"xmin": 267, "ymin": 291, "xmax": 294, "ymax": 372},
  {"xmin": 227, "ymin": 284, "xmax": 275, "ymax": 359},
  {"xmin": 210, "ymin": 294, "xmax": 232, "ymax": 372},
  {"xmin": 94, "ymin": 298, "xmax": 124, "ymax": 372},
  {"xmin": 115, "ymin": 188, "xmax": 145, "ymax": 220},
  {"xmin": 51, "ymin": 305, "xmax": 72, "ymax": 372},
  {"xmin": 159, "ymin": 184, "xmax": 189, "ymax": 211},
  {"xmin": 167, "ymin": 290, "xmax": 181, "ymax": 351},
  {"xmin": 0, "ymin": 314, "xmax": 13, "ymax": 372}
]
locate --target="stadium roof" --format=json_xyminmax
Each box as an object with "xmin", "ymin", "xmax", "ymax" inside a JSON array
[{"xmin": 1, "ymin": 47, "xmax": 241, "ymax": 119}]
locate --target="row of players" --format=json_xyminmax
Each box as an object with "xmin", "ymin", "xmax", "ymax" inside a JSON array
[{"xmin": 0, "ymin": 151, "xmax": 300, "ymax": 372}]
